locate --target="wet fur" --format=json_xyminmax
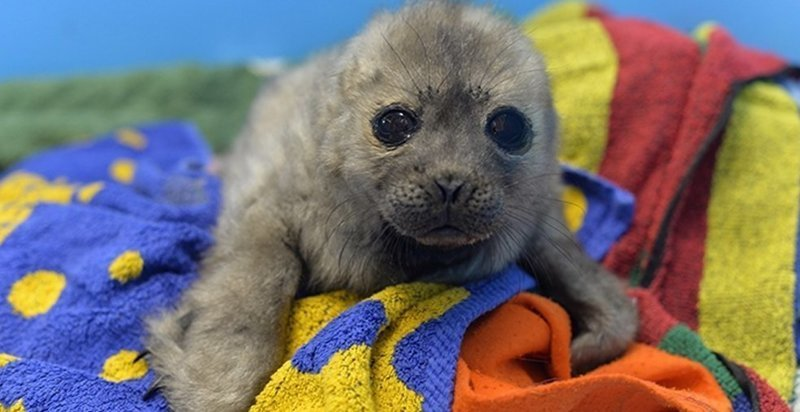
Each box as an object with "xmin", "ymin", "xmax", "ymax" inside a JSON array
[{"xmin": 146, "ymin": 2, "xmax": 637, "ymax": 411}]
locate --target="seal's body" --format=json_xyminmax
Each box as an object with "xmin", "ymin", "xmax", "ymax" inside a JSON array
[{"xmin": 147, "ymin": 3, "xmax": 636, "ymax": 411}]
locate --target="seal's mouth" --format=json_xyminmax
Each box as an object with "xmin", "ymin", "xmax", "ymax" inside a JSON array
[
  {"xmin": 427, "ymin": 225, "xmax": 464, "ymax": 237},
  {"xmin": 415, "ymin": 224, "xmax": 484, "ymax": 247}
]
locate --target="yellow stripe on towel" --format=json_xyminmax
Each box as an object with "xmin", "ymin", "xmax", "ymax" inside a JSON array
[
  {"xmin": 699, "ymin": 82, "xmax": 800, "ymax": 400},
  {"xmin": 522, "ymin": 3, "xmax": 618, "ymax": 172},
  {"xmin": 524, "ymin": 1, "xmax": 589, "ymax": 26}
]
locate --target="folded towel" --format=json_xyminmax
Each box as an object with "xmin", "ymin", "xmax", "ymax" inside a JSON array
[
  {"xmin": 251, "ymin": 267, "xmax": 535, "ymax": 412},
  {"xmin": 454, "ymin": 293, "xmax": 730, "ymax": 412},
  {"xmin": 525, "ymin": 1, "xmax": 798, "ymax": 403}
]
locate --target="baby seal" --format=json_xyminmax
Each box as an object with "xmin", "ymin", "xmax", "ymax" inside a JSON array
[{"xmin": 147, "ymin": 2, "xmax": 637, "ymax": 411}]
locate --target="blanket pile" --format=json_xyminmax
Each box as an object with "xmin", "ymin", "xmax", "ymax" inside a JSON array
[
  {"xmin": 0, "ymin": 120, "xmax": 634, "ymax": 411},
  {"xmin": 2, "ymin": 2, "xmax": 800, "ymax": 411},
  {"xmin": 524, "ymin": 1, "xmax": 800, "ymax": 409}
]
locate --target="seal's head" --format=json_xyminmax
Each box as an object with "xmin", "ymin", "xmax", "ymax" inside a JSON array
[{"xmin": 321, "ymin": 1, "xmax": 559, "ymax": 276}]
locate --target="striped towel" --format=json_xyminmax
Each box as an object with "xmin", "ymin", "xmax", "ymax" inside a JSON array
[{"xmin": 525, "ymin": 2, "xmax": 800, "ymax": 408}]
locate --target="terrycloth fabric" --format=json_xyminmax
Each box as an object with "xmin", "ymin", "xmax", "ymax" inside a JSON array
[
  {"xmin": 453, "ymin": 293, "xmax": 730, "ymax": 412},
  {"xmin": 696, "ymin": 81, "xmax": 800, "ymax": 399},
  {"xmin": 0, "ymin": 122, "xmax": 219, "ymax": 411},
  {"xmin": 525, "ymin": 1, "xmax": 799, "ymax": 405},
  {"xmin": 261, "ymin": 285, "xmax": 777, "ymax": 412},
  {"xmin": 562, "ymin": 165, "xmax": 633, "ymax": 261},
  {"xmin": 0, "ymin": 65, "xmax": 261, "ymax": 169},
  {"xmin": 251, "ymin": 268, "xmax": 535, "ymax": 412}
]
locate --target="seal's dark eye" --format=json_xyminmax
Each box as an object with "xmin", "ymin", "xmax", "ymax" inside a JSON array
[
  {"xmin": 485, "ymin": 107, "xmax": 531, "ymax": 154},
  {"xmin": 372, "ymin": 106, "xmax": 420, "ymax": 147}
]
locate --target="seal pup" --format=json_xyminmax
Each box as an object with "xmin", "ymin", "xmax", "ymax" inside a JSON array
[{"xmin": 147, "ymin": 2, "xmax": 637, "ymax": 411}]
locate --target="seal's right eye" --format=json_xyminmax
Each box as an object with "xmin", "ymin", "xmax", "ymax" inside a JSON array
[
  {"xmin": 485, "ymin": 106, "xmax": 532, "ymax": 154},
  {"xmin": 372, "ymin": 105, "xmax": 420, "ymax": 147}
]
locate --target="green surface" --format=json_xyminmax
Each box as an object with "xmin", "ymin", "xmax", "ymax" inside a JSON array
[
  {"xmin": 0, "ymin": 65, "xmax": 263, "ymax": 168},
  {"xmin": 659, "ymin": 324, "xmax": 743, "ymax": 398}
]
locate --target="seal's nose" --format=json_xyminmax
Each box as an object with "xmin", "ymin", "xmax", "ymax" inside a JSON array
[{"xmin": 434, "ymin": 177, "xmax": 465, "ymax": 204}]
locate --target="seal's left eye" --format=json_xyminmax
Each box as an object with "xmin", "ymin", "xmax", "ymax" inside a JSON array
[
  {"xmin": 372, "ymin": 106, "xmax": 420, "ymax": 147},
  {"xmin": 485, "ymin": 107, "xmax": 532, "ymax": 154}
]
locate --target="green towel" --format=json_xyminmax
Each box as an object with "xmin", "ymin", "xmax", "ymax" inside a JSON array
[{"xmin": 0, "ymin": 65, "xmax": 263, "ymax": 168}]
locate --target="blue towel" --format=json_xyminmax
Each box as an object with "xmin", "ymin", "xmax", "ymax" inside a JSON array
[
  {"xmin": 563, "ymin": 165, "xmax": 634, "ymax": 261},
  {"xmin": 0, "ymin": 121, "xmax": 218, "ymax": 411}
]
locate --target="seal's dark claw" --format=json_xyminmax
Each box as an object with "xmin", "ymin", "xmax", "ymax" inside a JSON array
[
  {"xmin": 143, "ymin": 377, "xmax": 163, "ymax": 401},
  {"xmin": 132, "ymin": 350, "xmax": 150, "ymax": 364}
]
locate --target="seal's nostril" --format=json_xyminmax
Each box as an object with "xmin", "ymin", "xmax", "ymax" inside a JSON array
[
  {"xmin": 451, "ymin": 183, "xmax": 463, "ymax": 202},
  {"xmin": 435, "ymin": 180, "xmax": 448, "ymax": 201},
  {"xmin": 434, "ymin": 178, "xmax": 466, "ymax": 204}
]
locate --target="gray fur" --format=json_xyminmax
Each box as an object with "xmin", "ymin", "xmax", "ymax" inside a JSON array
[{"xmin": 146, "ymin": 2, "xmax": 637, "ymax": 411}]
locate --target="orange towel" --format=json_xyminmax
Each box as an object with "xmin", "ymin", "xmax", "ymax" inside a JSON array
[{"xmin": 454, "ymin": 293, "xmax": 731, "ymax": 412}]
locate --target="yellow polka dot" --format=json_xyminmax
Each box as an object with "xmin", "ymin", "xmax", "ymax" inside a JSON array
[
  {"xmin": 108, "ymin": 251, "xmax": 144, "ymax": 283},
  {"xmin": 109, "ymin": 159, "xmax": 136, "ymax": 184},
  {"xmin": 0, "ymin": 172, "xmax": 76, "ymax": 245},
  {"xmin": 77, "ymin": 182, "xmax": 104, "ymax": 203},
  {"xmin": 0, "ymin": 399, "xmax": 25, "ymax": 412},
  {"xmin": 116, "ymin": 128, "xmax": 148, "ymax": 150},
  {"xmin": 563, "ymin": 185, "xmax": 588, "ymax": 232},
  {"xmin": 99, "ymin": 349, "xmax": 148, "ymax": 383},
  {"xmin": 0, "ymin": 353, "xmax": 18, "ymax": 367},
  {"xmin": 7, "ymin": 271, "xmax": 66, "ymax": 318}
]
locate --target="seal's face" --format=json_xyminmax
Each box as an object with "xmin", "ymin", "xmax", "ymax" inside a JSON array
[
  {"xmin": 325, "ymin": 2, "xmax": 559, "ymax": 264},
  {"xmin": 370, "ymin": 102, "xmax": 531, "ymax": 248}
]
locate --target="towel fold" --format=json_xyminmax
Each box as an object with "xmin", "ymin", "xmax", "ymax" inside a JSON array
[{"xmin": 454, "ymin": 293, "xmax": 730, "ymax": 412}]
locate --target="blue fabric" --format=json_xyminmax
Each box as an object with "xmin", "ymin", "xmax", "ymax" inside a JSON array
[
  {"xmin": 393, "ymin": 265, "xmax": 534, "ymax": 412},
  {"xmin": 563, "ymin": 165, "xmax": 635, "ymax": 261},
  {"xmin": 732, "ymin": 393, "xmax": 752, "ymax": 412},
  {"xmin": 291, "ymin": 300, "xmax": 387, "ymax": 373},
  {"xmin": 0, "ymin": 121, "xmax": 219, "ymax": 411}
]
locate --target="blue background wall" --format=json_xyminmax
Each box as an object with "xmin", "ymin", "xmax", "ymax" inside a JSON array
[{"xmin": 2, "ymin": 0, "xmax": 798, "ymax": 82}]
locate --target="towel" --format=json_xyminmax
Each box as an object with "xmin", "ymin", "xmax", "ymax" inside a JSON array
[
  {"xmin": 0, "ymin": 66, "xmax": 262, "ymax": 169},
  {"xmin": 251, "ymin": 267, "xmax": 535, "ymax": 412},
  {"xmin": 525, "ymin": 1, "xmax": 799, "ymax": 404},
  {"xmin": 0, "ymin": 122, "xmax": 219, "ymax": 411},
  {"xmin": 454, "ymin": 293, "xmax": 731, "ymax": 412}
]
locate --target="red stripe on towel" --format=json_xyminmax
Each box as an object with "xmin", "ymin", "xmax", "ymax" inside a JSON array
[
  {"xmin": 650, "ymin": 138, "xmax": 720, "ymax": 328},
  {"xmin": 744, "ymin": 366, "xmax": 791, "ymax": 412},
  {"xmin": 647, "ymin": 28, "xmax": 785, "ymax": 248},
  {"xmin": 592, "ymin": 17, "xmax": 700, "ymax": 276},
  {"xmin": 642, "ymin": 28, "xmax": 786, "ymax": 327}
]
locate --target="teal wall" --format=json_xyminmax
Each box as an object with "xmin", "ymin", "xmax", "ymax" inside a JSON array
[{"xmin": 2, "ymin": 1, "xmax": 798, "ymax": 81}]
